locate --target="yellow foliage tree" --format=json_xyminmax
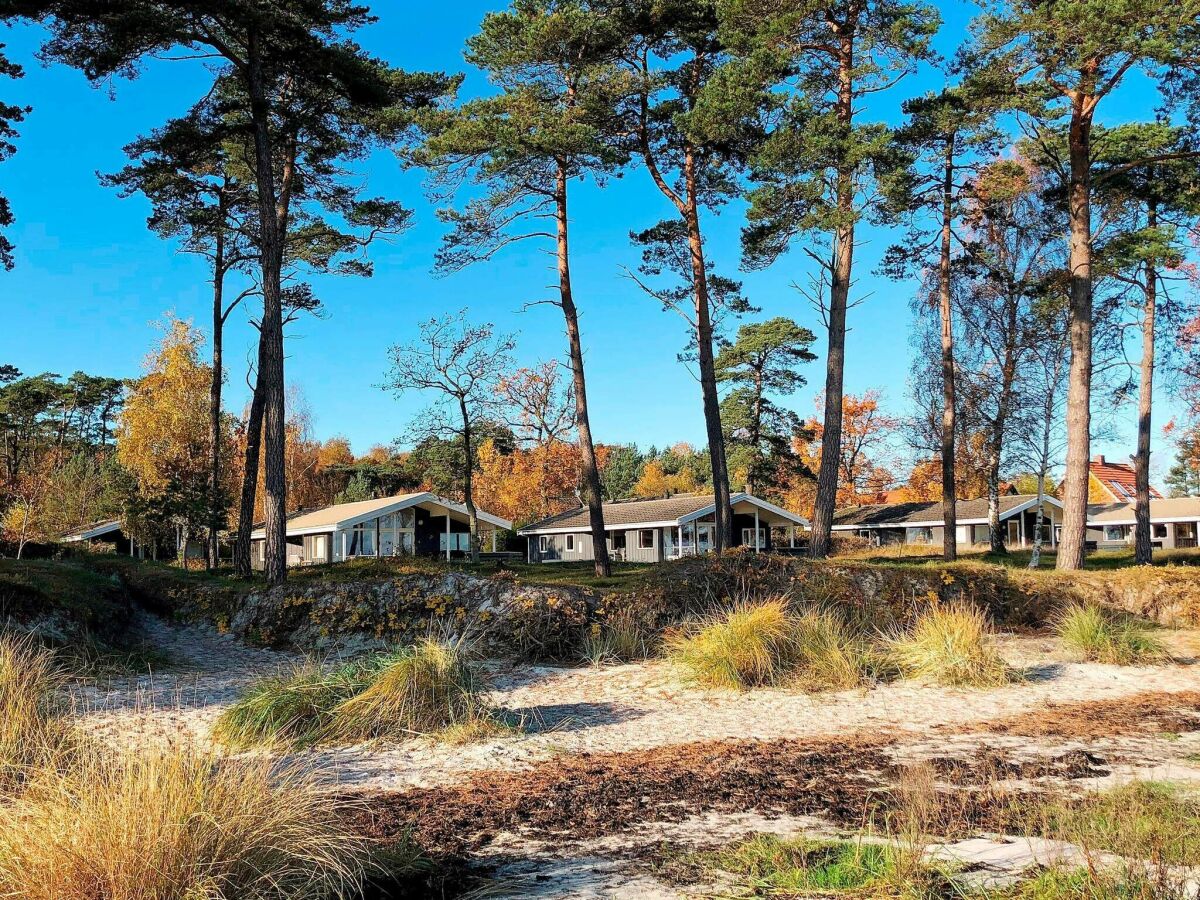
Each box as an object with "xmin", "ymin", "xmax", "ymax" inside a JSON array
[
  {"xmin": 117, "ymin": 319, "xmax": 217, "ymax": 554},
  {"xmin": 632, "ymin": 460, "xmax": 698, "ymax": 498}
]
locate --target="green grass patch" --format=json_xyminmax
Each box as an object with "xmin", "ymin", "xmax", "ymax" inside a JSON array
[
  {"xmin": 1054, "ymin": 605, "xmax": 1168, "ymax": 665},
  {"xmin": 215, "ymin": 639, "xmax": 503, "ymax": 749},
  {"xmin": 693, "ymin": 834, "xmax": 950, "ymax": 897},
  {"xmin": 887, "ymin": 603, "xmax": 1017, "ymax": 687}
]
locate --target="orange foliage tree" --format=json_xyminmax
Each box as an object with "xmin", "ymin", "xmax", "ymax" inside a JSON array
[
  {"xmin": 473, "ymin": 437, "xmax": 605, "ymax": 527},
  {"xmin": 784, "ymin": 391, "xmax": 899, "ymax": 515}
]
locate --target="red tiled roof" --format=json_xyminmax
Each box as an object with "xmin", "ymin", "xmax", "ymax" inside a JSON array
[{"xmin": 1089, "ymin": 458, "xmax": 1162, "ymax": 502}]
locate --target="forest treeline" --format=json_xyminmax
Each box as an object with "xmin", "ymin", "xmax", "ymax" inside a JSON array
[{"xmin": 1, "ymin": 0, "xmax": 1199, "ymax": 578}]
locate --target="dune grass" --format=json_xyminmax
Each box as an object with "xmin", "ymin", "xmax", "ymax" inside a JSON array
[
  {"xmin": 581, "ymin": 607, "xmax": 652, "ymax": 665},
  {"xmin": 667, "ymin": 599, "xmax": 801, "ymax": 689},
  {"xmin": 0, "ymin": 744, "xmax": 369, "ymax": 900},
  {"xmin": 216, "ymin": 638, "xmax": 498, "ymax": 749},
  {"xmin": 887, "ymin": 603, "xmax": 1016, "ymax": 687},
  {"xmin": 0, "ymin": 636, "xmax": 72, "ymax": 790},
  {"xmin": 1054, "ymin": 604, "xmax": 1167, "ymax": 665},
  {"xmin": 667, "ymin": 599, "xmax": 876, "ymax": 691},
  {"xmin": 213, "ymin": 659, "xmax": 373, "ymax": 750}
]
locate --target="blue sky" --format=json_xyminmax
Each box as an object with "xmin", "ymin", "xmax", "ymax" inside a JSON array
[{"xmin": 0, "ymin": 2, "xmax": 1184, "ymax": 482}]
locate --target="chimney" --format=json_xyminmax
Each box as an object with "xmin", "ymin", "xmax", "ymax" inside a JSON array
[{"xmin": 1092, "ymin": 454, "xmax": 1106, "ymax": 466}]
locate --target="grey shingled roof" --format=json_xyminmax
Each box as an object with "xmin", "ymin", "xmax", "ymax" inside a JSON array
[
  {"xmin": 1087, "ymin": 497, "xmax": 1200, "ymax": 524},
  {"xmin": 522, "ymin": 494, "xmax": 721, "ymax": 533},
  {"xmin": 833, "ymin": 494, "xmax": 1045, "ymax": 528}
]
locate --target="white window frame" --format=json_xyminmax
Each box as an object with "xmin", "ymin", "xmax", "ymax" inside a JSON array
[
  {"xmin": 638, "ymin": 529, "xmax": 655, "ymax": 549},
  {"xmin": 741, "ymin": 527, "xmax": 767, "ymax": 548},
  {"xmin": 565, "ymin": 534, "xmax": 575, "ymax": 551}
]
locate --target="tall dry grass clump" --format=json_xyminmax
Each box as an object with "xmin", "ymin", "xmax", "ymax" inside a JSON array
[
  {"xmin": 888, "ymin": 603, "xmax": 1015, "ymax": 687},
  {"xmin": 213, "ymin": 659, "xmax": 369, "ymax": 749},
  {"xmin": 1054, "ymin": 604, "xmax": 1167, "ymax": 665},
  {"xmin": 668, "ymin": 599, "xmax": 800, "ymax": 689},
  {"xmin": 331, "ymin": 638, "xmax": 491, "ymax": 742},
  {"xmin": 216, "ymin": 638, "xmax": 496, "ymax": 748},
  {"xmin": 667, "ymin": 599, "xmax": 875, "ymax": 691},
  {"xmin": 0, "ymin": 635, "xmax": 71, "ymax": 789},
  {"xmin": 0, "ymin": 744, "xmax": 369, "ymax": 900}
]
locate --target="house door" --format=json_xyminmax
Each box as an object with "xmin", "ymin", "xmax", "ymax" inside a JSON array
[
  {"xmin": 1006, "ymin": 519, "xmax": 1020, "ymax": 547},
  {"xmin": 696, "ymin": 524, "xmax": 715, "ymax": 553}
]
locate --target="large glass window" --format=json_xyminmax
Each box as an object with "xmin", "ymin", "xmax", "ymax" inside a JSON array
[
  {"xmin": 349, "ymin": 524, "xmax": 375, "ymax": 556},
  {"xmin": 439, "ymin": 532, "xmax": 471, "ymax": 552},
  {"xmin": 638, "ymin": 529, "xmax": 655, "ymax": 549}
]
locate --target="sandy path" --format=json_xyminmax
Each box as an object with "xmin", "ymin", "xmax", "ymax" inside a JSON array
[{"xmin": 72, "ymin": 614, "xmax": 1200, "ymax": 793}]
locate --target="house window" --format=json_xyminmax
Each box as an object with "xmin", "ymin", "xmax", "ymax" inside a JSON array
[
  {"xmin": 1154, "ymin": 523, "xmax": 1168, "ymax": 539},
  {"xmin": 610, "ymin": 532, "xmax": 626, "ymax": 550},
  {"xmin": 638, "ymin": 529, "xmax": 655, "ymax": 549},
  {"xmin": 439, "ymin": 532, "xmax": 472, "ymax": 552},
  {"xmin": 349, "ymin": 525, "xmax": 375, "ymax": 556},
  {"xmin": 566, "ymin": 534, "xmax": 575, "ymax": 551},
  {"xmin": 857, "ymin": 529, "xmax": 873, "ymax": 541},
  {"xmin": 539, "ymin": 535, "xmax": 550, "ymax": 551},
  {"xmin": 1104, "ymin": 525, "xmax": 1127, "ymax": 542},
  {"xmin": 905, "ymin": 526, "xmax": 933, "ymax": 544},
  {"xmin": 741, "ymin": 527, "xmax": 767, "ymax": 548}
]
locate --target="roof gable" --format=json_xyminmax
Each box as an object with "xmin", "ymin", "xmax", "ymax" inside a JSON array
[{"xmin": 1089, "ymin": 458, "xmax": 1162, "ymax": 502}]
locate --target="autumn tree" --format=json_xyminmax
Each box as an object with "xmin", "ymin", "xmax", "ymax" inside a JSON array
[
  {"xmin": 715, "ymin": 317, "xmax": 814, "ymax": 496},
  {"xmin": 882, "ymin": 78, "xmax": 1003, "ymax": 560},
  {"xmin": 20, "ymin": 0, "xmax": 456, "ymax": 584},
  {"xmin": 795, "ymin": 392, "xmax": 899, "ymax": 509},
  {"xmin": 972, "ymin": 0, "xmax": 1200, "ymax": 569},
  {"xmin": 497, "ymin": 363, "xmax": 575, "ymax": 449},
  {"xmin": 418, "ymin": 0, "xmax": 622, "ymax": 577},
  {"xmin": 384, "ymin": 312, "xmax": 515, "ymax": 562},
  {"xmin": 721, "ymin": 0, "xmax": 939, "ymax": 558},
  {"xmin": 117, "ymin": 319, "xmax": 219, "ymax": 563}
]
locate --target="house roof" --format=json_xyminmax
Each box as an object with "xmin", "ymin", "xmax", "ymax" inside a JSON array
[
  {"xmin": 250, "ymin": 492, "xmax": 511, "ymax": 539},
  {"xmin": 60, "ymin": 520, "xmax": 122, "ymax": 542},
  {"xmin": 832, "ymin": 494, "xmax": 1059, "ymax": 529},
  {"xmin": 1089, "ymin": 456, "xmax": 1162, "ymax": 502},
  {"xmin": 1087, "ymin": 498, "xmax": 1200, "ymax": 525},
  {"xmin": 519, "ymin": 493, "xmax": 808, "ymax": 535}
]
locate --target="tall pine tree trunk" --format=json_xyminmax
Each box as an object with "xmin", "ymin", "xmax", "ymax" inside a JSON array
[
  {"xmin": 1056, "ymin": 99, "xmax": 1095, "ymax": 571},
  {"xmin": 245, "ymin": 29, "xmax": 288, "ymax": 586},
  {"xmin": 938, "ymin": 140, "xmax": 957, "ymax": 562},
  {"xmin": 233, "ymin": 350, "xmax": 266, "ymax": 577},
  {"xmin": 207, "ymin": 195, "xmax": 227, "ymax": 571},
  {"xmin": 809, "ymin": 38, "xmax": 855, "ymax": 560},
  {"xmin": 684, "ymin": 147, "xmax": 733, "ymax": 551},
  {"xmin": 1134, "ymin": 200, "xmax": 1157, "ymax": 565},
  {"xmin": 555, "ymin": 163, "xmax": 610, "ymax": 577}
]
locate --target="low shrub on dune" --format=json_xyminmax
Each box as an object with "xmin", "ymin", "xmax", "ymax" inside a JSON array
[
  {"xmin": 1055, "ymin": 604, "xmax": 1167, "ymax": 665},
  {"xmin": 887, "ymin": 603, "xmax": 1015, "ymax": 687},
  {"xmin": 0, "ymin": 744, "xmax": 369, "ymax": 900}
]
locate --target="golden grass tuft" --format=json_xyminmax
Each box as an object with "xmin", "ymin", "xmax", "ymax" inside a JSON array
[
  {"xmin": 791, "ymin": 609, "xmax": 877, "ymax": 692},
  {"xmin": 216, "ymin": 638, "xmax": 498, "ymax": 748},
  {"xmin": 1054, "ymin": 604, "xmax": 1168, "ymax": 665},
  {"xmin": 0, "ymin": 744, "xmax": 369, "ymax": 900},
  {"xmin": 0, "ymin": 635, "xmax": 72, "ymax": 790},
  {"xmin": 668, "ymin": 599, "xmax": 800, "ymax": 689},
  {"xmin": 887, "ymin": 603, "xmax": 1016, "ymax": 687},
  {"xmin": 331, "ymin": 638, "xmax": 492, "ymax": 742}
]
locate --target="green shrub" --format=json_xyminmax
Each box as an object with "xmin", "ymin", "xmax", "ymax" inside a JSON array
[
  {"xmin": 887, "ymin": 603, "xmax": 1015, "ymax": 687},
  {"xmin": 1055, "ymin": 604, "xmax": 1167, "ymax": 665}
]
